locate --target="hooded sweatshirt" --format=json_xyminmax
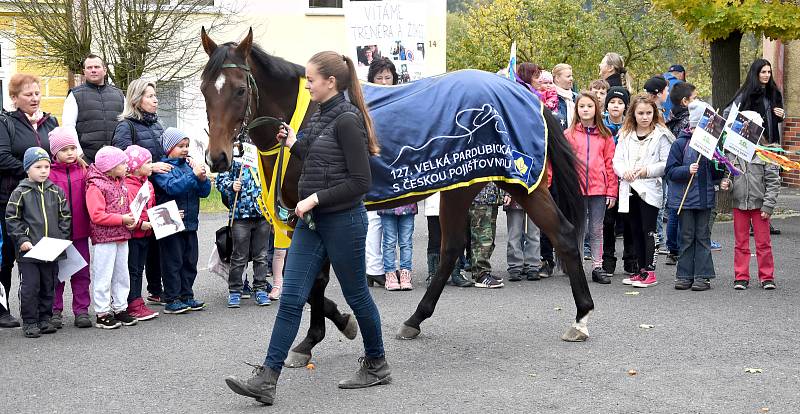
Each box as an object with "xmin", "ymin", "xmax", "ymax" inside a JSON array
[
  {"xmin": 85, "ymin": 164, "xmax": 132, "ymax": 244},
  {"xmin": 4, "ymin": 178, "xmax": 71, "ymax": 262}
]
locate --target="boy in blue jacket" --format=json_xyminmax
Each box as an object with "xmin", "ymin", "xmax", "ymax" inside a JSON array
[{"xmin": 152, "ymin": 128, "xmax": 211, "ymax": 314}]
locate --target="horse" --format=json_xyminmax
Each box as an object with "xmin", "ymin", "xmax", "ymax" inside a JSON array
[{"xmin": 199, "ymin": 29, "xmax": 595, "ymax": 363}]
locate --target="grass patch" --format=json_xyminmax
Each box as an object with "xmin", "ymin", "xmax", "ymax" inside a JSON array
[{"xmin": 200, "ymin": 186, "xmax": 228, "ymax": 213}]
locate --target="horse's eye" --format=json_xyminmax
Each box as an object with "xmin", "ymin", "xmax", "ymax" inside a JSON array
[{"xmin": 236, "ymin": 87, "xmax": 246, "ymax": 97}]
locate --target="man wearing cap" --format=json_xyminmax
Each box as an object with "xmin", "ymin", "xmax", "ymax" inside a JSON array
[{"xmin": 662, "ymin": 64, "xmax": 686, "ymax": 121}]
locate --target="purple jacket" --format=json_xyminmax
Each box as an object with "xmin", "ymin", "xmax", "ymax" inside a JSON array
[{"xmin": 49, "ymin": 161, "xmax": 91, "ymax": 240}]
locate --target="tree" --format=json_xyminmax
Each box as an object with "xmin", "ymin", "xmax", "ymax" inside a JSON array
[
  {"xmin": 3, "ymin": 0, "xmax": 239, "ymax": 91},
  {"xmin": 654, "ymin": 0, "xmax": 800, "ymax": 107}
]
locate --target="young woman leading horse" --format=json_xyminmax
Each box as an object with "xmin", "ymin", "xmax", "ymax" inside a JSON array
[{"xmin": 200, "ymin": 29, "xmax": 594, "ymax": 406}]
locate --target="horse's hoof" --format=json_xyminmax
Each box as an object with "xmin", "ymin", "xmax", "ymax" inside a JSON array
[
  {"xmin": 561, "ymin": 326, "xmax": 589, "ymax": 342},
  {"xmin": 396, "ymin": 324, "xmax": 420, "ymax": 340},
  {"xmin": 284, "ymin": 351, "xmax": 312, "ymax": 368},
  {"xmin": 341, "ymin": 313, "xmax": 358, "ymax": 340}
]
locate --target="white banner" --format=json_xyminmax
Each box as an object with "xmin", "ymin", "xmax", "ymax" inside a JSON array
[
  {"xmin": 723, "ymin": 104, "xmax": 763, "ymax": 162},
  {"xmin": 346, "ymin": 0, "xmax": 427, "ymax": 83},
  {"xmin": 690, "ymin": 107, "xmax": 724, "ymax": 160}
]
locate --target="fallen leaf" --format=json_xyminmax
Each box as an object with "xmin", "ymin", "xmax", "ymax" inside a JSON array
[
  {"xmin": 638, "ymin": 324, "xmax": 655, "ymax": 329},
  {"xmin": 744, "ymin": 368, "xmax": 763, "ymax": 374},
  {"xmin": 760, "ymin": 408, "xmax": 769, "ymax": 413},
  {"xmin": 624, "ymin": 291, "xmax": 640, "ymax": 296},
  {"xmin": 627, "ymin": 369, "xmax": 638, "ymax": 376},
  {"xmin": 554, "ymin": 306, "xmax": 563, "ymax": 311},
  {"xmin": 528, "ymin": 373, "xmax": 537, "ymax": 378},
  {"xmin": 306, "ymin": 363, "xmax": 315, "ymax": 370}
]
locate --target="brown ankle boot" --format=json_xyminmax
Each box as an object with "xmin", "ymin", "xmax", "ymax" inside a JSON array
[
  {"xmin": 337, "ymin": 356, "xmax": 392, "ymax": 389},
  {"xmin": 226, "ymin": 363, "xmax": 280, "ymax": 405}
]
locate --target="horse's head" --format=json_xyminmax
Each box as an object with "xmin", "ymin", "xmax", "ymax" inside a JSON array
[{"xmin": 200, "ymin": 27, "xmax": 254, "ymax": 172}]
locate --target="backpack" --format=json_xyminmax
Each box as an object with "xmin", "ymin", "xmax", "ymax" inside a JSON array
[{"xmin": 0, "ymin": 110, "xmax": 15, "ymax": 144}]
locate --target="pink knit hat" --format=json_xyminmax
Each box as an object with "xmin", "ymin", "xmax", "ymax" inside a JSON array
[
  {"xmin": 124, "ymin": 145, "xmax": 152, "ymax": 173},
  {"xmin": 48, "ymin": 127, "xmax": 82, "ymax": 157},
  {"xmin": 94, "ymin": 146, "xmax": 128, "ymax": 173}
]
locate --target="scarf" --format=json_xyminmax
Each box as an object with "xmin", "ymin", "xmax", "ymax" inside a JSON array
[
  {"xmin": 140, "ymin": 111, "xmax": 159, "ymax": 125},
  {"xmin": 24, "ymin": 110, "xmax": 44, "ymax": 131},
  {"xmin": 555, "ymin": 85, "xmax": 574, "ymax": 102}
]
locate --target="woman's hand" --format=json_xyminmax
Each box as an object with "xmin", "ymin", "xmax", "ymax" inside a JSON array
[
  {"xmin": 774, "ymin": 107, "xmax": 785, "ymax": 119},
  {"xmin": 295, "ymin": 193, "xmax": 319, "ymax": 219},
  {"xmin": 276, "ymin": 123, "xmax": 297, "ymax": 148},
  {"xmin": 606, "ymin": 197, "xmax": 616, "ymax": 208},
  {"xmin": 151, "ymin": 162, "xmax": 173, "ymax": 174}
]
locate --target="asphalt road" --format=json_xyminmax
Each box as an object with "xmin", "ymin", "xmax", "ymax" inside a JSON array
[{"xmin": 1, "ymin": 210, "xmax": 799, "ymax": 413}]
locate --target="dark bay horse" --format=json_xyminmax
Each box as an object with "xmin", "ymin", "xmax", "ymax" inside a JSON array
[{"xmin": 200, "ymin": 29, "xmax": 594, "ymax": 363}]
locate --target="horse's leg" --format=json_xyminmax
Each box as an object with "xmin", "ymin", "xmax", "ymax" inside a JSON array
[
  {"xmin": 499, "ymin": 182, "xmax": 594, "ymax": 342},
  {"xmin": 397, "ymin": 184, "xmax": 484, "ymax": 340},
  {"xmin": 285, "ymin": 261, "xmax": 357, "ymax": 368}
]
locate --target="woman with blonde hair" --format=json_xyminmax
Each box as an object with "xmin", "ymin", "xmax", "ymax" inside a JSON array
[
  {"xmin": 599, "ymin": 52, "xmax": 633, "ymax": 92},
  {"xmin": 552, "ymin": 63, "xmax": 577, "ymax": 130}
]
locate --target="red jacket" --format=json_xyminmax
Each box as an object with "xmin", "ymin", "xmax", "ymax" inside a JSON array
[
  {"xmin": 564, "ymin": 123, "xmax": 618, "ymax": 198},
  {"xmin": 49, "ymin": 161, "xmax": 91, "ymax": 240},
  {"xmin": 124, "ymin": 175, "xmax": 155, "ymax": 239},
  {"xmin": 85, "ymin": 164, "xmax": 131, "ymax": 244}
]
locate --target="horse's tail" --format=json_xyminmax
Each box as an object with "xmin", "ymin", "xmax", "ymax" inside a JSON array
[{"xmin": 543, "ymin": 110, "xmax": 585, "ymax": 264}]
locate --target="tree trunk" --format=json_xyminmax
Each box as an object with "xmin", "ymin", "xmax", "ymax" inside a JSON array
[{"xmin": 709, "ymin": 30, "xmax": 743, "ymax": 110}]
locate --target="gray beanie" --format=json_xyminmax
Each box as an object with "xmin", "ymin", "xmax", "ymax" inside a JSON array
[
  {"xmin": 23, "ymin": 147, "xmax": 51, "ymax": 172},
  {"xmin": 161, "ymin": 127, "xmax": 189, "ymax": 155},
  {"xmin": 688, "ymin": 100, "xmax": 711, "ymax": 128}
]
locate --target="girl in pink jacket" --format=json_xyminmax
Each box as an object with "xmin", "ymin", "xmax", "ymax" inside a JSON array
[
  {"xmin": 48, "ymin": 128, "xmax": 93, "ymax": 329},
  {"xmin": 564, "ymin": 91, "xmax": 618, "ymax": 284}
]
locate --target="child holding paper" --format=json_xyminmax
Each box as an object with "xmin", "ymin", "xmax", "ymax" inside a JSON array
[
  {"xmin": 47, "ymin": 127, "xmax": 93, "ymax": 329},
  {"xmin": 152, "ymin": 128, "xmax": 211, "ymax": 314},
  {"xmin": 87, "ymin": 146, "xmax": 137, "ymax": 329},
  {"xmin": 664, "ymin": 100, "xmax": 723, "ymax": 291},
  {"xmin": 124, "ymin": 145, "xmax": 159, "ymax": 320},
  {"xmin": 721, "ymin": 111, "xmax": 780, "ymax": 290},
  {"xmin": 5, "ymin": 147, "xmax": 71, "ymax": 338}
]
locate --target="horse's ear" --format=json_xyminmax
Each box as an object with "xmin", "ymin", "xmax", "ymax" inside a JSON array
[
  {"xmin": 235, "ymin": 28, "xmax": 253, "ymax": 58},
  {"xmin": 201, "ymin": 26, "xmax": 217, "ymax": 56}
]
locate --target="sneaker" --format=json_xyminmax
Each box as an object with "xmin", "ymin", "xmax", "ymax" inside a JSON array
[
  {"xmin": 146, "ymin": 294, "xmax": 164, "ymax": 306},
  {"xmin": 163, "ymin": 300, "xmax": 190, "ymax": 314},
  {"xmin": 508, "ymin": 272, "xmax": 523, "ymax": 282},
  {"xmin": 761, "ymin": 280, "xmax": 776, "ymax": 290},
  {"xmin": 591, "ymin": 268, "xmax": 611, "ymax": 284},
  {"xmin": 538, "ymin": 261, "xmax": 554, "ymax": 278},
  {"xmin": 526, "ymin": 269, "xmax": 541, "ymax": 281},
  {"xmin": 228, "ymin": 292, "xmax": 242, "ymax": 308},
  {"xmin": 622, "ymin": 273, "xmax": 643, "ymax": 285},
  {"xmin": 268, "ymin": 286, "xmax": 281, "ymax": 301},
  {"xmin": 665, "ymin": 253, "xmax": 678, "ymax": 266},
  {"xmin": 0, "ymin": 313, "xmax": 20, "ymax": 328},
  {"xmin": 385, "ymin": 271, "xmax": 401, "ymax": 291},
  {"xmin": 242, "ymin": 279, "xmax": 252, "ymax": 299},
  {"xmin": 769, "ymin": 224, "xmax": 781, "ymax": 235},
  {"xmin": 584, "ymin": 254, "xmax": 592, "ymax": 261},
  {"xmin": 474, "ymin": 273, "xmax": 504, "ymax": 289},
  {"xmin": 710, "ymin": 241, "xmax": 722, "ymax": 251},
  {"xmin": 74, "ymin": 313, "xmax": 93, "ymax": 328},
  {"xmin": 674, "ymin": 279, "xmax": 693, "ymax": 290},
  {"xmin": 50, "ymin": 312, "xmax": 63, "ymax": 329},
  {"xmin": 398, "ymin": 269, "xmax": 413, "ymax": 290},
  {"xmin": 691, "ymin": 278, "xmax": 711, "ymax": 291},
  {"xmin": 114, "ymin": 310, "xmax": 138, "ymax": 326},
  {"xmin": 733, "ymin": 280, "xmax": 749, "ymax": 290},
  {"xmin": 38, "ymin": 320, "xmax": 57, "ymax": 334},
  {"xmin": 449, "ymin": 270, "xmax": 474, "ymax": 287},
  {"xmin": 128, "ymin": 298, "xmax": 159, "ymax": 321},
  {"xmin": 23, "ymin": 323, "xmax": 41, "ymax": 338},
  {"xmin": 255, "ymin": 290, "xmax": 271, "ymax": 306},
  {"xmin": 185, "ymin": 298, "xmax": 206, "ymax": 311},
  {"xmin": 632, "ymin": 271, "xmax": 657, "ymax": 288},
  {"xmin": 95, "ymin": 313, "xmax": 122, "ymax": 329}
]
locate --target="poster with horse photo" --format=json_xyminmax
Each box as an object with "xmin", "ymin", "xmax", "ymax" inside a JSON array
[
  {"xmin": 723, "ymin": 105, "xmax": 764, "ymax": 162},
  {"xmin": 690, "ymin": 108, "xmax": 725, "ymax": 160},
  {"xmin": 346, "ymin": 0, "xmax": 427, "ymax": 83}
]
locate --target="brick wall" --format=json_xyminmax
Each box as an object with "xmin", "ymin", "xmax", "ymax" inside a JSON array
[{"xmin": 781, "ymin": 116, "xmax": 800, "ymax": 187}]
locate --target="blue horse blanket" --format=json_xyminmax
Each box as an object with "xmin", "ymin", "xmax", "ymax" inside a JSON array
[{"xmin": 363, "ymin": 69, "xmax": 548, "ymax": 204}]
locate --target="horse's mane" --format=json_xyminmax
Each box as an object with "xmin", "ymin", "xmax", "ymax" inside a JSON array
[{"xmin": 201, "ymin": 42, "xmax": 305, "ymax": 87}]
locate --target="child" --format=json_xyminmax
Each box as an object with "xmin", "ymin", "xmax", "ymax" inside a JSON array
[
  {"xmin": 469, "ymin": 183, "xmax": 504, "ymax": 288},
  {"xmin": 613, "ymin": 93, "xmax": 673, "ymax": 288},
  {"xmin": 565, "ymin": 91, "xmax": 617, "ymax": 284},
  {"xmin": 87, "ymin": 146, "xmax": 137, "ymax": 329},
  {"xmin": 722, "ymin": 111, "xmax": 780, "ymax": 290},
  {"xmin": 152, "ymin": 127, "xmax": 211, "ymax": 314},
  {"xmin": 535, "ymin": 71, "xmax": 559, "ymax": 112},
  {"xmin": 503, "ymin": 192, "xmax": 542, "ymax": 282},
  {"xmin": 589, "ymin": 79, "xmax": 610, "ymax": 112},
  {"xmin": 664, "ymin": 100, "xmax": 722, "ymax": 291},
  {"xmin": 48, "ymin": 128, "xmax": 93, "ymax": 329},
  {"xmin": 378, "ymin": 202, "xmax": 417, "ymax": 291},
  {"xmin": 643, "ymin": 76, "xmax": 670, "ymax": 121},
  {"xmin": 216, "ymin": 157, "xmax": 272, "ymax": 306},
  {"xmin": 5, "ymin": 147, "xmax": 71, "ymax": 337},
  {"xmin": 663, "ymin": 82, "xmax": 698, "ymax": 265},
  {"xmin": 124, "ymin": 145, "xmax": 159, "ymax": 320}
]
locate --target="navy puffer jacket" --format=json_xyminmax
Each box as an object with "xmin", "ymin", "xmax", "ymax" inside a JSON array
[{"xmin": 111, "ymin": 116, "xmax": 165, "ymax": 160}]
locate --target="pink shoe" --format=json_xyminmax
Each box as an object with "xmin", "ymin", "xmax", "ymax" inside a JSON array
[
  {"xmin": 398, "ymin": 269, "xmax": 413, "ymax": 291},
  {"xmin": 632, "ymin": 271, "xmax": 658, "ymax": 288},
  {"xmin": 128, "ymin": 298, "xmax": 159, "ymax": 321},
  {"xmin": 385, "ymin": 271, "xmax": 401, "ymax": 291},
  {"xmin": 622, "ymin": 272, "xmax": 643, "ymax": 285}
]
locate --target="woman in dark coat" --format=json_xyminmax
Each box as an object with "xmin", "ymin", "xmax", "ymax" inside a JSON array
[{"xmin": 0, "ymin": 74, "xmax": 59, "ymax": 327}]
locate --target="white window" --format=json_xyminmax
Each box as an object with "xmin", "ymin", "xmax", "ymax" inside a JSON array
[{"xmin": 158, "ymin": 81, "xmax": 181, "ymax": 128}]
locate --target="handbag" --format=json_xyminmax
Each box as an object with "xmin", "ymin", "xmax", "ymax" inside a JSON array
[{"xmin": 215, "ymin": 164, "xmax": 246, "ymax": 263}]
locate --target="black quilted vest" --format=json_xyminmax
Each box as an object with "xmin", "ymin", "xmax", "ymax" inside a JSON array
[
  {"xmin": 298, "ymin": 93, "xmax": 365, "ymax": 213},
  {"xmin": 71, "ymin": 82, "xmax": 125, "ymax": 161}
]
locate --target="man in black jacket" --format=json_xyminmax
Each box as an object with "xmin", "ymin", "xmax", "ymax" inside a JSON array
[{"xmin": 61, "ymin": 54, "xmax": 125, "ymax": 162}]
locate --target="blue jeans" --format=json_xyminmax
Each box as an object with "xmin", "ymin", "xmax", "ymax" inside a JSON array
[
  {"xmin": 264, "ymin": 205, "xmax": 384, "ymax": 372},
  {"xmin": 380, "ymin": 214, "xmax": 415, "ymax": 272},
  {"xmin": 159, "ymin": 231, "xmax": 198, "ymax": 303},
  {"xmin": 666, "ymin": 206, "xmax": 680, "ymax": 254}
]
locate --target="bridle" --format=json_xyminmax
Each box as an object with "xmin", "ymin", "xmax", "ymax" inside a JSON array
[{"xmin": 219, "ymin": 62, "xmax": 295, "ymax": 225}]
